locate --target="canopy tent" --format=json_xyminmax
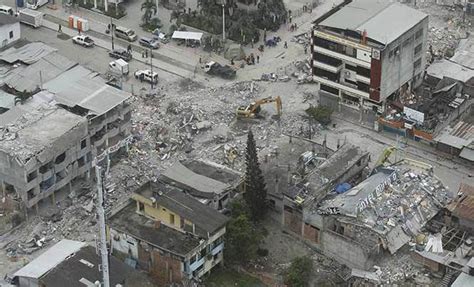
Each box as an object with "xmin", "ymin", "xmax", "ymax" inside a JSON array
[{"xmin": 171, "ymin": 31, "xmax": 203, "ymax": 42}]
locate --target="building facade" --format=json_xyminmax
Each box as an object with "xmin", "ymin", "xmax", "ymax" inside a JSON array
[
  {"xmin": 0, "ymin": 14, "xmax": 20, "ymax": 48},
  {"xmin": 311, "ymin": 0, "xmax": 428, "ymax": 113},
  {"xmin": 108, "ymin": 181, "xmax": 228, "ymax": 285}
]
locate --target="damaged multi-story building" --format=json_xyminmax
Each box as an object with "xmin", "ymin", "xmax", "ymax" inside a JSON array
[
  {"xmin": 108, "ymin": 181, "xmax": 228, "ymax": 285},
  {"xmin": 0, "ymin": 43, "xmax": 132, "ymax": 212},
  {"xmin": 311, "ymin": 0, "xmax": 428, "ymax": 114},
  {"xmin": 308, "ymin": 161, "xmax": 452, "ymax": 270}
]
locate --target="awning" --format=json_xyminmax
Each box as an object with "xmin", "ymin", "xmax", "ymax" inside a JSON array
[{"xmin": 171, "ymin": 31, "xmax": 203, "ymax": 41}]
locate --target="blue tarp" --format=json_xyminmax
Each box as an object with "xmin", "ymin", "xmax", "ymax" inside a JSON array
[{"xmin": 335, "ymin": 183, "xmax": 351, "ymax": 194}]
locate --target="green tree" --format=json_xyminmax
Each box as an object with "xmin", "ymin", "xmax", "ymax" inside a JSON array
[
  {"xmin": 243, "ymin": 129, "xmax": 267, "ymax": 222},
  {"xmin": 224, "ymin": 214, "xmax": 261, "ymax": 264},
  {"xmin": 284, "ymin": 256, "xmax": 313, "ymax": 287},
  {"xmin": 141, "ymin": 0, "xmax": 157, "ymax": 25},
  {"xmin": 305, "ymin": 106, "xmax": 333, "ymax": 125}
]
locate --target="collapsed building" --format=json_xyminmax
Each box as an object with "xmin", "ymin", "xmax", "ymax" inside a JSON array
[
  {"xmin": 108, "ymin": 181, "xmax": 228, "ymax": 285},
  {"xmin": 312, "ymin": 163, "xmax": 452, "ymax": 270},
  {"xmin": 0, "ymin": 43, "xmax": 132, "ymax": 212}
]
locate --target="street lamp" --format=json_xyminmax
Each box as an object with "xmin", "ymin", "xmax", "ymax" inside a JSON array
[{"xmin": 222, "ymin": 0, "xmax": 225, "ymax": 42}]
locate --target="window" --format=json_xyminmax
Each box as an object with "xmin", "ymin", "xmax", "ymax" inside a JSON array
[
  {"xmin": 9, "ymin": 31, "xmax": 13, "ymax": 39},
  {"xmin": 403, "ymin": 36, "xmax": 413, "ymax": 47},
  {"xmin": 320, "ymin": 84, "xmax": 339, "ymax": 95},
  {"xmin": 27, "ymin": 170, "xmax": 37, "ymax": 182},
  {"xmin": 356, "ymin": 66, "xmax": 371, "ymax": 78},
  {"xmin": 415, "ymin": 28, "xmax": 423, "ymax": 39},
  {"xmin": 27, "ymin": 188, "xmax": 35, "ymax": 200},
  {"xmin": 55, "ymin": 152, "xmax": 66, "ymax": 164},
  {"xmin": 169, "ymin": 213, "xmax": 175, "ymax": 225},
  {"xmin": 414, "ymin": 58, "xmax": 422, "ymax": 70},
  {"xmin": 138, "ymin": 202, "xmax": 145, "ymax": 212},
  {"xmin": 81, "ymin": 139, "xmax": 87, "ymax": 149},
  {"xmin": 414, "ymin": 43, "xmax": 422, "ymax": 56},
  {"xmin": 393, "ymin": 46, "xmax": 400, "ymax": 56},
  {"xmin": 345, "ymin": 64, "xmax": 357, "ymax": 72},
  {"xmin": 357, "ymin": 81, "xmax": 370, "ymax": 93},
  {"xmin": 78, "ymin": 156, "xmax": 85, "ymax": 167}
]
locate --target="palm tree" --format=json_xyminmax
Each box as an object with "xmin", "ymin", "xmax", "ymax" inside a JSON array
[{"xmin": 141, "ymin": 0, "xmax": 157, "ymax": 25}]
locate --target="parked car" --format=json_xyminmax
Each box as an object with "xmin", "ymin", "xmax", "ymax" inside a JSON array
[
  {"xmin": 152, "ymin": 29, "xmax": 170, "ymax": 44},
  {"xmin": 134, "ymin": 69, "xmax": 158, "ymax": 84},
  {"xmin": 108, "ymin": 48, "xmax": 132, "ymax": 62},
  {"xmin": 72, "ymin": 35, "xmax": 94, "ymax": 47},
  {"xmin": 114, "ymin": 26, "xmax": 137, "ymax": 42},
  {"xmin": 0, "ymin": 5, "xmax": 14, "ymax": 15},
  {"xmin": 138, "ymin": 37, "xmax": 160, "ymax": 49}
]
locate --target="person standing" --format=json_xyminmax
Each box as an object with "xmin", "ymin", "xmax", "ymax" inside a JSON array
[
  {"xmin": 284, "ymin": 41, "xmax": 288, "ymax": 49},
  {"xmin": 257, "ymin": 55, "xmax": 260, "ymax": 63},
  {"xmin": 58, "ymin": 24, "xmax": 62, "ymax": 33}
]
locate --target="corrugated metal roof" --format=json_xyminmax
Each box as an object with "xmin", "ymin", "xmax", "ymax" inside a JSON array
[
  {"xmin": 13, "ymin": 240, "xmax": 86, "ymax": 279},
  {"xmin": 460, "ymin": 146, "xmax": 474, "ymax": 161},
  {"xmin": 319, "ymin": 0, "xmax": 427, "ymax": 44},
  {"xmin": 435, "ymin": 121, "xmax": 474, "ymax": 149},
  {"xmin": 427, "ymin": 59, "xmax": 474, "ymax": 82},
  {"xmin": 43, "ymin": 66, "xmax": 129, "ymax": 116},
  {"xmin": 1, "ymin": 52, "xmax": 76, "ymax": 92},
  {"xmin": 451, "ymin": 37, "xmax": 474, "ymax": 70},
  {"xmin": 451, "ymin": 272, "xmax": 474, "ymax": 287},
  {"xmin": 0, "ymin": 42, "xmax": 56, "ymax": 64},
  {"xmin": 0, "ymin": 90, "xmax": 15, "ymax": 109}
]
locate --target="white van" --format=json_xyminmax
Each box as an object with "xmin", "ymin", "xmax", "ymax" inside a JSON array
[
  {"xmin": 114, "ymin": 26, "xmax": 137, "ymax": 42},
  {"xmin": 0, "ymin": 5, "xmax": 14, "ymax": 15}
]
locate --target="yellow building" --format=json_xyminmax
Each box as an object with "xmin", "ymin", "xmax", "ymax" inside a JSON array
[{"xmin": 108, "ymin": 181, "xmax": 228, "ymax": 285}]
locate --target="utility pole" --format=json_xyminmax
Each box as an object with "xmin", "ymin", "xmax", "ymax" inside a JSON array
[
  {"xmin": 155, "ymin": 0, "xmax": 159, "ymax": 20},
  {"xmin": 222, "ymin": 0, "xmax": 226, "ymax": 41},
  {"xmin": 95, "ymin": 166, "xmax": 110, "ymax": 287},
  {"xmin": 110, "ymin": 18, "xmax": 115, "ymax": 50},
  {"xmin": 150, "ymin": 47, "xmax": 154, "ymax": 89}
]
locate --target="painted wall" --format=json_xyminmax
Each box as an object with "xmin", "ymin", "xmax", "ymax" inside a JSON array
[
  {"xmin": 109, "ymin": 227, "xmax": 139, "ymax": 259},
  {"xmin": 379, "ymin": 17, "xmax": 429, "ymax": 100},
  {"xmin": 0, "ymin": 22, "xmax": 20, "ymax": 47}
]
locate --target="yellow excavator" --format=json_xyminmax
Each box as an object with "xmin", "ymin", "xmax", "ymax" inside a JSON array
[
  {"xmin": 236, "ymin": 96, "xmax": 282, "ymax": 118},
  {"xmin": 374, "ymin": 146, "xmax": 397, "ymax": 168}
]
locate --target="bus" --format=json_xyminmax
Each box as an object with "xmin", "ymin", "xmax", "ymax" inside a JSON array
[{"xmin": 26, "ymin": 0, "xmax": 48, "ymax": 10}]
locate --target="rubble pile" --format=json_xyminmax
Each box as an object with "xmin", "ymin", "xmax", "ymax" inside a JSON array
[{"xmin": 419, "ymin": 3, "xmax": 472, "ymax": 60}]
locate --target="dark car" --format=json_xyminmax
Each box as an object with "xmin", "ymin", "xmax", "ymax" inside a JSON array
[{"xmin": 108, "ymin": 48, "xmax": 132, "ymax": 62}]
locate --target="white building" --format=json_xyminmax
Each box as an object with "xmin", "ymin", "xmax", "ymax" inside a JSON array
[{"xmin": 0, "ymin": 14, "xmax": 19, "ymax": 48}]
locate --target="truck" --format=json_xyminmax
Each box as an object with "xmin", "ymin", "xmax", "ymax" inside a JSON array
[
  {"xmin": 204, "ymin": 61, "xmax": 236, "ymax": 80},
  {"xmin": 18, "ymin": 9, "xmax": 43, "ymax": 28},
  {"xmin": 26, "ymin": 0, "xmax": 48, "ymax": 10},
  {"xmin": 109, "ymin": 59, "xmax": 129, "ymax": 75}
]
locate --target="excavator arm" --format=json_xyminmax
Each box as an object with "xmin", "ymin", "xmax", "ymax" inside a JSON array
[{"xmin": 236, "ymin": 96, "xmax": 282, "ymax": 118}]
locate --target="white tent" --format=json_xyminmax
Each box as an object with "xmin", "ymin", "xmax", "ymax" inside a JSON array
[{"xmin": 171, "ymin": 31, "xmax": 203, "ymax": 42}]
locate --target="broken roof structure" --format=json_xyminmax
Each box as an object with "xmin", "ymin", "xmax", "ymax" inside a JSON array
[
  {"xmin": 161, "ymin": 160, "xmax": 239, "ymax": 199},
  {"xmin": 317, "ymin": 163, "xmax": 452, "ymax": 254},
  {"xmin": 316, "ymin": 0, "xmax": 428, "ymax": 45},
  {"xmin": 109, "ymin": 202, "xmax": 201, "ymax": 257},
  {"xmin": 132, "ymin": 181, "xmax": 228, "ymax": 237},
  {"xmin": 0, "ymin": 95, "xmax": 87, "ymax": 165},
  {"xmin": 0, "ymin": 42, "xmax": 56, "ymax": 64},
  {"xmin": 0, "ymin": 90, "xmax": 15, "ymax": 113},
  {"xmin": 447, "ymin": 183, "xmax": 474, "ymax": 224},
  {"xmin": 435, "ymin": 120, "xmax": 474, "ymax": 161},
  {"xmin": 0, "ymin": 52, "xmax": 76, "ymax": 93},
  {"xmin": 44, "ymin": 65, "xmax": 130, "ymax": 117},
  {"xmin": 13, "ymin": 240, "xmax": 154, "ymax": 287}
]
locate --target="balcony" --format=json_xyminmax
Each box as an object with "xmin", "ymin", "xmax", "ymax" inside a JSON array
[
  {"xmin": 314, "ymin": 46, "xmax": 371, "ymax": 69},
  {"xmin": 189, "ymin": 257, "xmax": 205, "ymax": 272},
  {"xmin": 313, "ymin": 60, "xmax": 342, "ymax": 74},
  {"xmin": 355, "ymin": 74, "xmax": 370, "ymax": 84},
  {"xmin": 211, "ymin": 242, "xmax": 224, "ymax": 256},
  {"xmin": 313, "ymin": 75, "xmax": 370, "ymax": 99}
]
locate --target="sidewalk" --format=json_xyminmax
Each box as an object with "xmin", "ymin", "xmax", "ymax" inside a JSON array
[
  {"xmin": 41, "ymin": 18, "xmax": 194, "ymax": 78},
  {"xmin": 39, "ymin": 4, "xmax": 229, "ymax": 73}
]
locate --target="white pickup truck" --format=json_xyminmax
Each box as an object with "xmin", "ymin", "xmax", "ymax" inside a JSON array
[
  {"xmin": 72, "ymin": 35, "xmax": 95, "ymax": 47},
  {"xmin": 134, "ymin": 69, "xmax": 158, "ymax": 84}
]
